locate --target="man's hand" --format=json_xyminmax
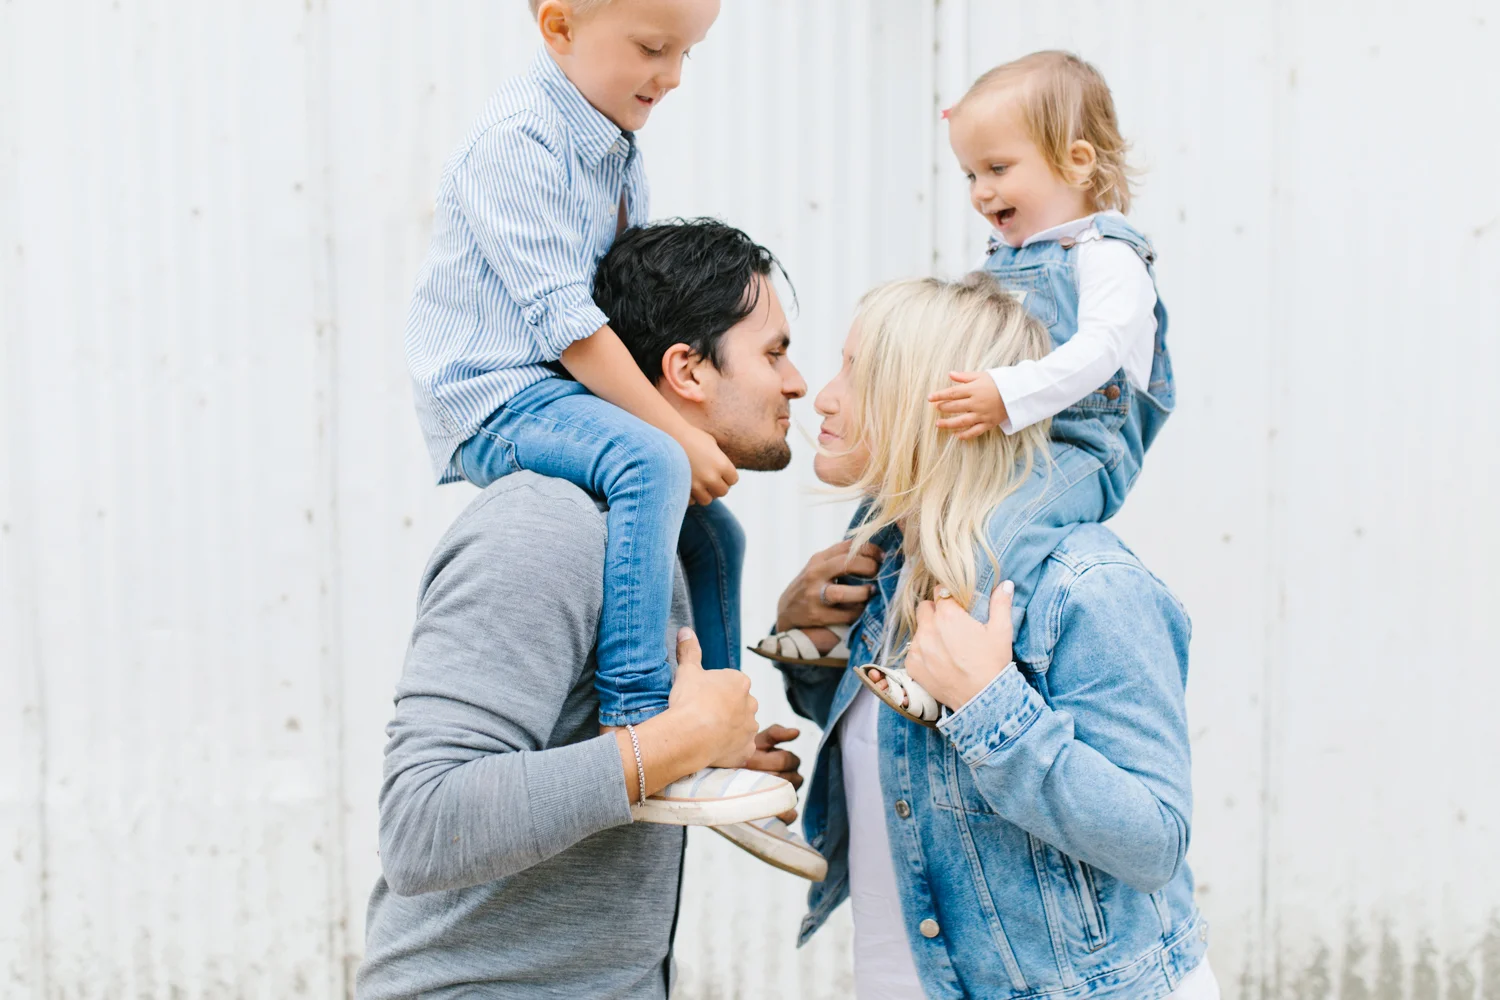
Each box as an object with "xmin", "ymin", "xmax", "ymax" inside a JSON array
[
  {"xmin": 775, "ymin": 539, "xmax": 883, "ymax": 633},
  {"xmin": 677, "ymin": 425, "xmax": 739, "ymax": 506},
  {"xmin": 743, "ymin": 725, "xmax": 804, "ymax": 822},
  {"xmin": 928, "ymin": 371, "xmax": 1008, "ymax": 440},
  {"xmin": 667, "ymin": 628, "xmax": 759, "ymax": 768},
  {"xmin": 905, "ymin": 581, "xmax": 1016, "ymax": 711}
]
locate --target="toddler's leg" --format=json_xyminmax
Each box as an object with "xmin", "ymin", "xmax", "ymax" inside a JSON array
[
  {"xmin": 483, "ymin": 379, "xmax": 690, "ymax": 727},
  {"xmin": 981, "ymin": 443, "xmax": 1109, "ymax": 630},
  {"xmin": 677, "ymin": 500, "xmax": 746, "ymax": 673}
]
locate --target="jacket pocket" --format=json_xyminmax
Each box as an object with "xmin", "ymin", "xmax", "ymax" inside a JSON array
[
  {"xmin": 928, "ymin": 738, "xmax": 998, "ymax": 816},
  {"xmin": 1065, "ymin": 856, "xmax": 1108, "ymax": 951}
]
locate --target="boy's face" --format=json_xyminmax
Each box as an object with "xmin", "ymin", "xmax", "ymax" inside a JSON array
[
  {"xmin": 948, "ymin": 89, "xmax": 1093, "ymax": 247},
  {"xmin": 542, "ymin": 0, "xmax": 720, "ymax": 133}
]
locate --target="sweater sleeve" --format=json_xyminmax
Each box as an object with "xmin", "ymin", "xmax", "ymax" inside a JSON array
[{"xmin": 376, "ymin": 483, "xmax": 632, "ymax": 896}]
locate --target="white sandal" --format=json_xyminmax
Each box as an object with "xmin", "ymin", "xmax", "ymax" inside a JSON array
[
  {"xmin": 749, "ymin": 625, "xmax": 850, "ymax": 668},
  {"xmin": 853, "ymin": 663, "xmax": 942, "ymax": 728}
]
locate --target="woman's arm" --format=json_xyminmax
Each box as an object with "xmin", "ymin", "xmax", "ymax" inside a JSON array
[{"xmin": 909, "ymin": 562, "xmax": 1193, "ymax": 894}]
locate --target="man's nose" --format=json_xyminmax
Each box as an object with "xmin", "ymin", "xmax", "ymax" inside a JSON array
[{"xmin": 784, "ymin": 363, "xmax": 808, "ymax": 399}]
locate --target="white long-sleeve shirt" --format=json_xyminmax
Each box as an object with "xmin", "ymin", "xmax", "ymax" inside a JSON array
[{"xmin": 986, "ymin": 212, "xmax": 1158, "ymax": 435}]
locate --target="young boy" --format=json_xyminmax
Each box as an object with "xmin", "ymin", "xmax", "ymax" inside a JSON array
[{"xmin": 404, "ymin": 0, "xmax": 797, "ymax": 831}]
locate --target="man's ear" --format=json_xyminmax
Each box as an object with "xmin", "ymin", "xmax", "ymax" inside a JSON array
[
  {"xmin": 537, "ymin": 0, "xmax": 576, "ymax": 53},
  {"xmin": 659, "ymin": 343, "xmax": 710, "ymax": 404},
  {"xmin": 1063, "ymin": 139, "xmax": 1098, "ymax": 190}
]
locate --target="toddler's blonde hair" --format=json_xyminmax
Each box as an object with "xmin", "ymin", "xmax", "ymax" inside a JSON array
[
  {"xmin": 841, "ymin": 273, "xmax": 1053, "ymax": 642},
  {"xmin": 956, "ymin": 51, "xmax": 1135, "ymax": 213},
  {"xmin": 529, "ymin": 0, "xmax": 612, "ymax": 16}
]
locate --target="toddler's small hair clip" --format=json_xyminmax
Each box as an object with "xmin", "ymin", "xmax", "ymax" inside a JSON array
[{"xmin": 940, "ymin": 107, "xmax": 953, "ymax": 120}]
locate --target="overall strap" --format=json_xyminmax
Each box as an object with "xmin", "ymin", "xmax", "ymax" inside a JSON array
[{"xmin": 1088, "ymin": 213, "xmax": 1157, "ymax": 267}]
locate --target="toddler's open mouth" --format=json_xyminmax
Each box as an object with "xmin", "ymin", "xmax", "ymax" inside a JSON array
[{"xmin": 992, "ymin": 207, "xmax": 1016, "ymax": 228}]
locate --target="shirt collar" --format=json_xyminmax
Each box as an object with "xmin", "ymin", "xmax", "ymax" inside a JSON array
[
  {"xmin": 993, "ymin": 209, "xmax": 1125, "ymax": 249},
  {"xmin": 531, "ymin": 47, "xmax": 632, "ymax": 168}
]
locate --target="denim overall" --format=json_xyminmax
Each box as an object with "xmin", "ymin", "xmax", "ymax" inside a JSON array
[{"xmin": 976, "ymin": 213, "xmax": 1175, "ymax": 623}]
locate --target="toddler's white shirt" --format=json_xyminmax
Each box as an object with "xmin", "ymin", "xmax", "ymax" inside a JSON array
[{"xmin": 985, "ymin": 211, "xmax": 1158, "ymax": 434}]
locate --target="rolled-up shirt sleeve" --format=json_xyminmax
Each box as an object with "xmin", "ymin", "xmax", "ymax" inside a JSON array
[{"xmin": 452, "ymin": 116, "xmax": 610, "ymax": 359}]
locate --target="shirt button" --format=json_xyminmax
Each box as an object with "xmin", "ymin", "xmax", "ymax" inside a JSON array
[
  {"xmin": 919, "ymin": 918, "xmax": 941, "ymax": 939},
  {"xmin": 894, "ymin": 800, "xmax": 911, "ymax": 819}
]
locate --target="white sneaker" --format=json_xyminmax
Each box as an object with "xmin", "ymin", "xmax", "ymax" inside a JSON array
[
  {"xmin": 712, "ymin": 816, "xmax": 828, "ymax": 881},
  {"xmin": 630, "ymin": 767, "xmax": 797, "ymax": 826}
]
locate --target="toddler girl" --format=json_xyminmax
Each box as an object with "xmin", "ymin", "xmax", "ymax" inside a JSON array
[{"xmin": 758, "ymin": 51, "xmax": 1175, "ymax": 727}]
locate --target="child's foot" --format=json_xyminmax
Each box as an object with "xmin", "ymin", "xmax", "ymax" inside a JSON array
[
  {"xmin": 749, "ymin": 625, "xmax": 850, "ymax": 668},
  {"xmin": 712, "ymin": 816, "xmax": 828, "ymax": 881},
  {"xmin": 853, "ymin": 664, "xmax": 941, "ymax": 728},
  {"xmin": 631, "ymin": 767, "xmax": 797, "ymax": 827}
]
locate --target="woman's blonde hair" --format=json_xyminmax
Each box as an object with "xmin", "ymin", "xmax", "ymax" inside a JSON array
[
  {"xmin": 841, "ymin": 273, "xmax": 1053, "ymax": 644},
  {"xmin": 956, "ymin": 50, "xmax": 1135, "ymax": 213}
]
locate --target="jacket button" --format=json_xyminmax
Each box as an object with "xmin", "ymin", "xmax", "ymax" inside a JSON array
[
  {"xmin": 1103, "ymin": 384, "xmax": 1121, "ymax": 401},
  {"xmin": 919, "ymin": 918, "xmax": 941, "ymax": 939},
  {"xmin": 894, "ymin": 800, "xmax": 911, "ymax": 818}
]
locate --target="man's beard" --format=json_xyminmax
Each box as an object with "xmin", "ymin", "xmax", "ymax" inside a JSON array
[{"xmin": 718, "ymin": 431, "xmax": 793, "ymax": 472}]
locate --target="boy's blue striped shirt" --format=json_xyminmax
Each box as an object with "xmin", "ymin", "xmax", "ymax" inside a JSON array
[{"xmin": 405, "ymin": 48, "xmax": 650, "ymax": 483}]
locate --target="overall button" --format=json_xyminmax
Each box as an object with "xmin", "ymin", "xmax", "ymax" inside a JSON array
[
  {"xmin": 1103, "ymin": 384, "xmax": 1122, "ymax": 401},
  {"xmin": 894, "ymin": 800, "xmax": 911, "ymax": 819},
  {"xmin": 919, "ymin": 918, "xmax": 941, "ymax": 939}
]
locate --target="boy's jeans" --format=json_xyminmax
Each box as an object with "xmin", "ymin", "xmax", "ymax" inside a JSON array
[{"xmin": 458, "ymin": 377, "xmax": 744, "ymax": 727}]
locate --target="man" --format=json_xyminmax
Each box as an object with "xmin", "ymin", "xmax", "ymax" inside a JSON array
[{"xmin": 356, "ymin": 220, "xmax": 813, "ymax": 999}]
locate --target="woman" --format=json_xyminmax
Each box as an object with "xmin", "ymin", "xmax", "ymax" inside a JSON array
[{"xmin": 772, "ymin": 273, "xmax": 1217, "ymax": 999}]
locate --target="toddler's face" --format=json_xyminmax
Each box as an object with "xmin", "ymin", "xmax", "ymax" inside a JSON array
[
  {"xmin": 558, "ymin": 0, "xmax": 719, "ymax": 133},
  {"xmin": 948, "ymin": 90, "xmax": 1093, "ymax": 247}
]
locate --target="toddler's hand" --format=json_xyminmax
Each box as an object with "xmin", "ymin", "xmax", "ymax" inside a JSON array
[
  {"xmin": 678, "ymin": 426, "xmax": 739, "ymax": 505},
  {"xmin": 929, "ymin": 371, "xmax": 1008, "ymax": 440}
]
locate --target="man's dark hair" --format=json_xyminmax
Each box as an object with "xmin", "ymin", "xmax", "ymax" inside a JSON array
[{"xmin": 592, "ymin": 218, "xmax": 792, "ymax": 381}]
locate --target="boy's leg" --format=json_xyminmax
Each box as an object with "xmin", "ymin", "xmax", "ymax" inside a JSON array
[
  {"xmin": 481, "ymin": 379, "xmax": 690, "ymax": 727},
  {"xmin": 677, "ymin": 500, "xmax": 745, "ymax": 674}
]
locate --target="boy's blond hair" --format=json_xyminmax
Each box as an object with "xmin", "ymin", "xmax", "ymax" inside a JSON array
[
  {"xmin": 529, "ymin": 0, "xmax": 612, "ymax": 16},
  {"xmin": 956, "ymin": 51, "xmax": 1135, "ymax": 213}
]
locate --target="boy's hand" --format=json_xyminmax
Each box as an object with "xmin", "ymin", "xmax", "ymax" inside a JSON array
[
  {"xmin": 929, "ymin": 371, "xmax": 1008, "ymax": 440},
  {"xmin": 678, "ymin": 426, "xmax": 739, "ymax": 505}
]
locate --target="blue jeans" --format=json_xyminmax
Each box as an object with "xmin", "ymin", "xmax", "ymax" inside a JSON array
[
  {"xmin": 458, "ymin": 378, "xmax": 744, "ymax": 726},
  {"xmin": 978, "ymin": 442, "xmax": 1110, "ymax": 634}
]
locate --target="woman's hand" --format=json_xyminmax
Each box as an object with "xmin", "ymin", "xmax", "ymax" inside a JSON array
[
  {"xmin": 906, "ymin": 581, "xmax": 1016, "ymax": 711},
  {"xmin": 743, "ymin": 724, "xmax": 805, "ymax": 822},
  {"xmin": 775, "ymin": 539, "xmax": 884, "ymax": 632}
]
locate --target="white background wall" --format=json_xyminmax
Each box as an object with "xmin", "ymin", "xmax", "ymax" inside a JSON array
[{"xmin": 3, "ymin": 1, "xmax": 1498, "ymax": 997}]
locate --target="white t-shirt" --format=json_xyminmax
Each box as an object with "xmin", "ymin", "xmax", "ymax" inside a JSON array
[
  {"xmin": 839, "ymin": 687, "xmax": 1221, "ymax": 1000},
  {"xmin": 985, "ymin": 211, "xmax": 1159, "ymax": 435}
]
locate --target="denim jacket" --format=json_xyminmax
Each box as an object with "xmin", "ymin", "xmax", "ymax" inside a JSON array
[{"xmin": 783, "ymin": 519, "xmax": 1208, "ymax": 999}]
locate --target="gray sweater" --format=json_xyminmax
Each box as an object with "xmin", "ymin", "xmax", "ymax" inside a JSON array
[{"xmin": 356, "ymin": 473, "xmax": 690, "ymax": 1000}]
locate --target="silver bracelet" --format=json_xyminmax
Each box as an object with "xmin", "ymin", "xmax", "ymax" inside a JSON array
[{"xmin": 625, "ymin": 723, "xmax": 646, "ymax": 806}]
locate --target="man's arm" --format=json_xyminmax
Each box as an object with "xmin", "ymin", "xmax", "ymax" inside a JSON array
[
  {"xmin": 376, "ymin": 480, "xmax": 764, "ymax": 896},
  {"xmin": 376, "ymin": 484, "xmax": 626, "ymax": 896}
]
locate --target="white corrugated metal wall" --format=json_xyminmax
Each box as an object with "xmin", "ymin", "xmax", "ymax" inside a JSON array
[{"xmin": 3, "ymin": 1, "xmax": 1497, "ymax": 997}]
